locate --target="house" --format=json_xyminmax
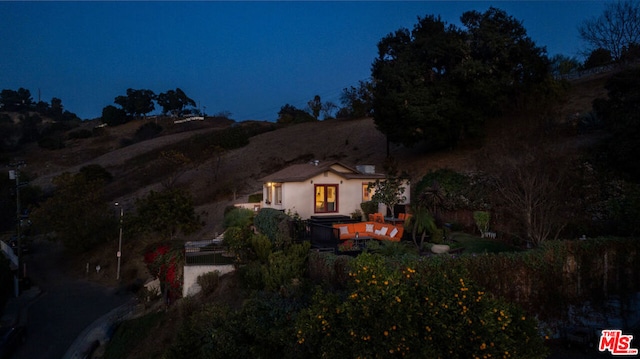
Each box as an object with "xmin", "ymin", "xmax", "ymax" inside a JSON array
[{"xmin": 259, "ymin": 161, "xmax": 410, "ymax": 220}]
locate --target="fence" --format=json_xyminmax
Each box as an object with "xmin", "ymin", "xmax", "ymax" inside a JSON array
[{"xmin": 185, "ymin": 239, "xmax": 235, "ymax": 266}]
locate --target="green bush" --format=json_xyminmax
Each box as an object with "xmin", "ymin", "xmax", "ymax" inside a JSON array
[
  {"xmin": 360, "ymin": 200, "xmax": 378, "ymax": 218},
  {"xmin": 254, "ymin": 208, "xmax": 290, "ymax": 245},
  {"xmin": 262, "ymin": 241, "xmax": 310, "ymax": 291},
  {"xmin": 223, "ymin": 207, "xmax": 254, "ymax": 229},
  {"xmin": 248, "ymin": 193, "xmax": 263, "ymax": 203},
  {"xmin": 473, "ymin": 210, "xmax": 490, "ymax": 236},
  {"xmin": 197, "ymin": 271, "xmax": 220, "ymax": 295}
]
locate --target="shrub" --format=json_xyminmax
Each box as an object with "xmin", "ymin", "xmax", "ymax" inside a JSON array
[
  {"xmin": 473, "ymin": 210, "xmax": 491, "ymax": 236},
  {"xmin": 360, "ymin": 200, "xmax": 378, "ymax": 218},
  {"xmin": 67, "ymin": 129, "xmax": 92, "ymax": 140},
  {"xmin": 196, "ymin": 271, "xmax": 220, "ymax": 296},
  {"xmin": 134, "ymin": 122, "xmax": 163, "ymax": 142},
  {"xmin": 295, "ymin": 253, "xmax": 548, "ymax": 359},
  {"xmin": 248, "ymin": 193, "xmax": 263, "ymax": 203},
  {"xmin": 254, "ymin": 208, "xmax": 290, "ymax": 245},
  {"xmin": 223, "ymin": 207, "xmax": 254, "ymax": 229},
  {"xmin": 38, "ymin": 135, "xmax": 65, "ymax": 149},
  {"xmin": 79, "ymin": 164, "xmax": 113, "ymax": 183}
]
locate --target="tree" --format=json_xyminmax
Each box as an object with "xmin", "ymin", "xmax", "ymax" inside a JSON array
[
  {"xmin": 321, "ymin": 101, "xmax": 337, "ymax": 120},
  {"xmin": 159, "ymin": 150, "xmax": 192, "ymax": 189},
  {"xmin": 485, "ymin": 141, "xmax": 570, "ymax": 247},
  {"xmin": 30, "ymin": 172, "xmax": 116, "ymax": 252},
  {"xmin": 101, "ymin": 105, "xmax": 128, "ymax": 126},
  {"xmin": 306, "ymin": 95, "xmax": 322, "ymax": 120},
  {"xmin": 549, "ymin": 54, "xmax": 581, "ymax": 76},
  {"xmin": 368, "ymin": 160, "xmax": 407, "ymax": 218},
  {"xmin": 50, "ymin": 97, "xmax": 63, "ymax": 118},
  {"xmin": 583, "ymin": 48, "xmax": 613, "ymax": 69},
  {"xmin": 0, "ymin": 88, "xmax": 33, "ymax": 112},
  {"xmin": 578, "ymin": 0, "xmax": 640, "ymax": 62},
  {"xmin": 593, "ymin": 67, "xmax": 640, "ymax": 180},
  {"xmin": 131, "ymin": 188, "xmax": 202, "ymax": 240},
  {"xmin": 276, "ymin": 104, "xmax": 315, "ymax": 124},
  {"xmin": 114, "ymin": 88, "xmax": 156, "ymax": 119},
  {"xmin": 372, "ymin": 8, "xmax": 550, "ymax": 151},
  {"xmin": 338, "ymin": 80, "xmax": 373, "ymax": 119},
  {"xmin": 157, "ymin": 88, "xmax": 196, "ymax": 117}
]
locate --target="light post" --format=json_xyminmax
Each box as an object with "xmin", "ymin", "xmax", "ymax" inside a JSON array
[
  {"xmin": 9, "ymin": 161, "xmax": 26, "ymax": 279},
  {"xmin": 115, "ymin": 202, "xmax": 124, "ymax": 280}
]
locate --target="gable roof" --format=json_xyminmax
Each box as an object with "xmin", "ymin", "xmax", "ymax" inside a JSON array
[{"xmin": 260, "ymin": 161, "xmax": 385, "ymax": 183}]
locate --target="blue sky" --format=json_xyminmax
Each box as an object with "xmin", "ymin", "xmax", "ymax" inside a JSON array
[{"xmin": 0, "ymin": 1, "xmax": 609, "ymax": 121}]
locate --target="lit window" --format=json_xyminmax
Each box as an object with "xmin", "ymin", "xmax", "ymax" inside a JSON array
[
  {"xmin": 265, "ymin": 183, "xmax": 273, "ymax": 204},
  {"xmin": 275, "ymin": 184, "xmax": 282, "ymax": 204},
  {"xmin": 315, "ymin": 184, "xmax": 338, "ymax": 213},
  {"xmin": 362, "ymin": 183, "xmax": 372, "ymax": 202}
]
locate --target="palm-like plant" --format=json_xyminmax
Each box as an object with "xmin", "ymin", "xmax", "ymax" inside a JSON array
[{"xmin": 404, "ymin": 205, "xmax": 437, "ymax": 251}]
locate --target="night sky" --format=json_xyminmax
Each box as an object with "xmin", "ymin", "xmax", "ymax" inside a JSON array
[{"xmin": 0, "ymin": 1, "xmax": 609, "ymax": 121}]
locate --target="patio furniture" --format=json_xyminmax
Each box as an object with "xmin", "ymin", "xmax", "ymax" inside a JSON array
[
  {"xmin": 368, "ymin": 213, "xmax": 384, "ymax": 223},
  {"xmin": 333, "ymin": 221, "xmax": 404, "ymax": 242}
]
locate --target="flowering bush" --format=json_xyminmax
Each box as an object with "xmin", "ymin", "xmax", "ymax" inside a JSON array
[
  {"xmin": 295, "ymin": 253, "xmax": 548, "ymax": 358},
  {"xmin": 144, "ymin": 244, "xmax": 183, "ymax": 302}
]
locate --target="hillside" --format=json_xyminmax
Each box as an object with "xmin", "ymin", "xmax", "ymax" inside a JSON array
[
  {"xmin": 8, "ymin": 70, "xmax": 613, "ymax": 245},
  {"xmin": 3, "ymin": 69, "xmax": 616, "ymax": 287}
]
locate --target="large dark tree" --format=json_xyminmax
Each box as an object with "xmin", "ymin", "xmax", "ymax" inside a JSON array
[
  {"xmin": 156, "ymin": 88, "xmax": 196, "ymax": 117},
  {"xmin": 0, "ymin": 88, "xmax": 33, "ymax": 112},
  {"xmin": 101, "ymin": 105, "xmax": 128, "ymax": 126},
  {"xmin": 30, "ymin": 172, "xmax": 116, "ymax": 253},
  {"xmin": 372, "ymin": 15, "xmax": 465, "ymax": 150},
  {"xmin": 114, "ymin": 88, "xmax": 156, "ymax": 119},
  {"xmin": 372, "ymin": 8, "xmax": 550, "ymax": 151},
  {"xmin": 130, "ymin": 188, "xmax": 202, "ymax": 240},
  {"xmin": 593, "ymin": 68, "xmax": 640, "ymax": 181},
  {"xmin": 460, "ymin": 8, "xmax": 550, "ymax": 111},
  {"xmin": 578, "ymin": 0, "xmax": 640, "ymax": 62},
  {"xmin": 338, "ymin": 80, "xmax": 374, "ymax": 119}
]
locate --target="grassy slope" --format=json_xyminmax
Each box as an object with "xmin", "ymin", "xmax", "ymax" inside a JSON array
[{"xmin": 6, "ymin": 70, "xmax": 614, "ymax": 288}]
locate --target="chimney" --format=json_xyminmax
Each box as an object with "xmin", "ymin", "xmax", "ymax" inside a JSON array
[{"xmin": 356, "ymin": 165, "xmax": 375, "ymax": 174}]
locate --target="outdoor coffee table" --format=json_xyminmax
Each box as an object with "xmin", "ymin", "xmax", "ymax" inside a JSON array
[{"xmin": 353, "ymin": 236, "xmax": 373, "ymax": 249}]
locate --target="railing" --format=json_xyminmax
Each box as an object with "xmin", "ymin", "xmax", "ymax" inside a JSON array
[{"xmin": 185, "ymin": 240, "xmax": 235, "ymax": 266}]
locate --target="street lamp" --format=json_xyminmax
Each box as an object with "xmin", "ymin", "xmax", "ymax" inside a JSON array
[{"xmin": 115, "ymin": 202, "xmax": 124, "ymax": 280}]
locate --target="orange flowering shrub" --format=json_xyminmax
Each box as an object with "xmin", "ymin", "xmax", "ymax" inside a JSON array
[{"xmin": 295, "ymin": 253, "xmax": 547, "ymax": 358}]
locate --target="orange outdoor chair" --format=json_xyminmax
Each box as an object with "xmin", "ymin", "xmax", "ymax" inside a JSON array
[
  {"xmin": 398, "ymin": 213, "xmax": 406, "ymax": 220},
  {"xmin": 373, "ymin": 213, "xmax": 384, "ymax": 223}
]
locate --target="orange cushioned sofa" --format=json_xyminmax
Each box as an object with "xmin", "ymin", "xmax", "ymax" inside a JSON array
[{"xmin": 332, "ymin": 221, "xmax": 404, "ymax": 242}]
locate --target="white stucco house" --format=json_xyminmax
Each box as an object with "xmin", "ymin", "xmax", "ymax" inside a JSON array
[{"xmin": 259, "ymin": 161, "xmax": 410, "ymax": 219}]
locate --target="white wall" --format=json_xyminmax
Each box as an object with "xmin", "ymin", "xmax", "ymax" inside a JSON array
[
  {"xmin": 262, "ymin": 173, "xmax": 410, "ymax": 220},
  {"xmin": 183, "ymin": 264, "xmax": 235, "ymax": 297}
]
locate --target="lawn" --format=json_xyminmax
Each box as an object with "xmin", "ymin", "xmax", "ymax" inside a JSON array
[{"xmin": 447, "ymin": 232, "xmax": 521, "ymax": 254}]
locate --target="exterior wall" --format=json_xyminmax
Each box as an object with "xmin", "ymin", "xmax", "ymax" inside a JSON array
[
  {"xmin": 263, "ymin": 171, "xmax": 411, "ymax": 220},
  {"xmin": 183, "ymin": 264, "xmax": 235, "ymax": 297}
]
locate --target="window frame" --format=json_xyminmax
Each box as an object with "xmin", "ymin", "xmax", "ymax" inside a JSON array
[{"xmin": 314, "ymin": 183, "xmax": 339, "ymax": 213}]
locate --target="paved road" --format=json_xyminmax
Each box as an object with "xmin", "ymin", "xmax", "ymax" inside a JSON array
[{"xmin": 9, "ymin": 239, "xmax": 133, "ymax": 359}]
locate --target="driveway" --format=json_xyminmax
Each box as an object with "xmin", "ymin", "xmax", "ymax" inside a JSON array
[{"xmin": 9, "ymin": 239, "xmax": 133, "ymax": 359}]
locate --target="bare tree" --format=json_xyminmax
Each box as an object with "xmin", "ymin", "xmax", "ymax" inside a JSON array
[
  {"xmin": 481, "ymin": 140, "xmax": 572, "ymax": 247},
  {"xmin": 578, "ymin": 0, "xmax": 640, "ymax": 62}
]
